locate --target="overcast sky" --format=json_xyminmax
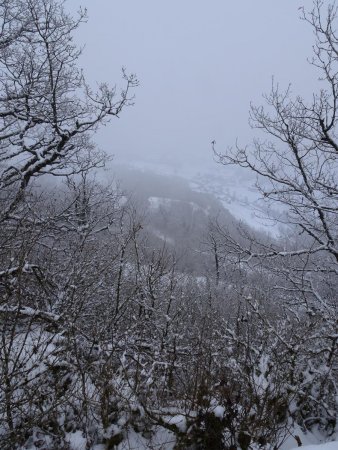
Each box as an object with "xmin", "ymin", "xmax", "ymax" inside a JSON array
[{"xmin": 67, "ymin": 0, "xmax": 318, "ymax": 173}]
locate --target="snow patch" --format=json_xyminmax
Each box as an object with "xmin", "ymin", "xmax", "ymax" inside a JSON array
[
  {"xmin": 163, "ymin": 414, "xmax": 187, "ymax": 433},
  {"xmin": 213, "ymin": 405, "xmax": 225, "ymax": 419},
  {"xmin": 290, "ymin": 443, "xmax": 338, "ymax": 450},
  {"xmin": 66, "ymin": 430, "xmax": 87, "ymax": 450}
]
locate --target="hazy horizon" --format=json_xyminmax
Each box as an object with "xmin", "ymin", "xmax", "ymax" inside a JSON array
[{"xmin": 68, "ymin": 0, "xmax": 318, "ymax": 173}]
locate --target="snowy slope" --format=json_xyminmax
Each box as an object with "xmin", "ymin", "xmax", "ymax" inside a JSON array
[
  {"xmin": 112, "ymin": 159, "xmax": 280, "ymax": 232},
  {"xmin": 291, "ymin": 443, "xmax": 338, "ymax": 450}
]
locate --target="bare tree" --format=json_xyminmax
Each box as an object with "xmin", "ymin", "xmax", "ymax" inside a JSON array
[
  {"xmin": 214, "ymin": 0, "xmax": 338, "ymax": 307},
  {"xmin": 213, "ymin": 0, "xmax": 338, "ymax": 434},
  {"xmin": 0, "ymin": 0, "xmax": 137, "ymax": 219},
  {"xmin": 0, "ymin": 1, "xmax": 140, "ymax": 447}
]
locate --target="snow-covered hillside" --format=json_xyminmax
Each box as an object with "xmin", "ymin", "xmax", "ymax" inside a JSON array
[{"xmin": 112, "ymin": 159, "xmax": 281, "ymax": 233}]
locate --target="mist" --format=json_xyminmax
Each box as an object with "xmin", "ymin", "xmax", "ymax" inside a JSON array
[
  {"xmin": 2, "ymin": 1, "xmax": 338, "ymax": 448},
  {"xmin": 67, "ymin": 0, "xmax": 316, "ymax": 173}
]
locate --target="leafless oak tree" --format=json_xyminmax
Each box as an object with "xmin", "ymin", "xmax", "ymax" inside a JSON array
[
  {"xmin": 0, "ymin": 0, "xmax": 137, "ymax": 220},
  {"xmin": 214, "ymin": 0, "xmax": 338, "ymax": 309}
]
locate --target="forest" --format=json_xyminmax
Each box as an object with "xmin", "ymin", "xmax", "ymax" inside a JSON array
[{"xmin": 1, "ymin": 0, "xmax": 338, "ymax": 449}]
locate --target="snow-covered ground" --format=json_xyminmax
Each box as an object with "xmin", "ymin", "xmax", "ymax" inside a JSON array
[
  {"xmin": 282, "ymin": 424, "xmax": 329, "ymax": 450},
  {"xmin": 189, "ymin": 167, "xmax": 282, "ymax": 233},
  {"xmin": 64, "ymin": 427, "xmax": 176, "ymax": 450},
  {"xmin": 114, "ymin": 158, "xmax": 281, "ymax": 233},
  {"xmin": 62, "ymin": 426, "xmax": 336, "ymax": 450},
  {"xmin": 295, "ymin": 443, "xmax": 338, "ymax": 450}
]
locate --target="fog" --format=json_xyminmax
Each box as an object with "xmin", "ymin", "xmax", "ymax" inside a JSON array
[
  {"xmin": 67, "ymin": 0, "xmax": 317, "ymax": 174},
  {"xmin": 2, "ymin": 3, "xmax": 338, "ymax": 448}
]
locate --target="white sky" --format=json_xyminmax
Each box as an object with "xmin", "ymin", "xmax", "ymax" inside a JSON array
[{"xmin": 67, "ymin": 0, "xmax": 318, "ymax": 172}]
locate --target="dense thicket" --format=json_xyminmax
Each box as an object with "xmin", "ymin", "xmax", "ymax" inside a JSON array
[{"xmin": 1, "ymin": 1, "xmax": 338, "ymax": 449}]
